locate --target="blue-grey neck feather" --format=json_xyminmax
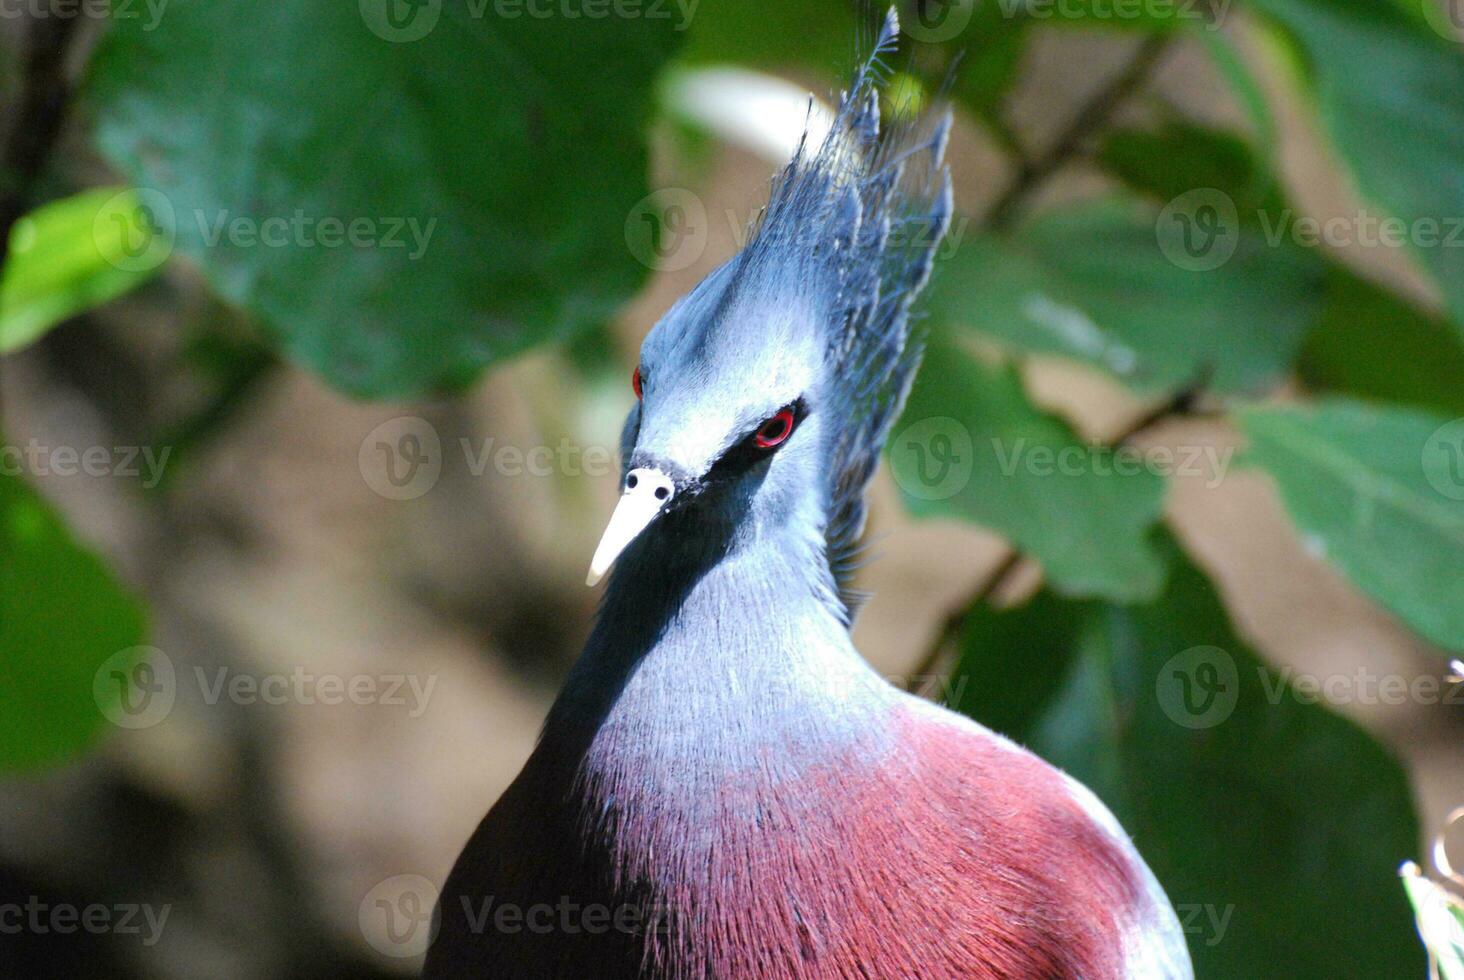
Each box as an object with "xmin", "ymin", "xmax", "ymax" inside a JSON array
[{"xmin": 549, "ymin": 507, "xmax": 898, "ymax": 813}]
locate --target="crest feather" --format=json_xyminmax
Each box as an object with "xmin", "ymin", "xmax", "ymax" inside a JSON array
[{"xmin": 742, "ymin": 8, "xmax": 952, "ymax": 622}]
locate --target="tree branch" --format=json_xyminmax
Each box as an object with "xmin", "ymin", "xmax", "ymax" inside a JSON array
[
  {"xmin": 0, "ymin": 13, "xmax": 84, "ymax": 272},
  {"xmin": 901, "ymin": 32, "xmax": 1179, "ymax": 697},
  {"xmin": 904, "ymin": 371, "xmax": 1209, "ymax": 696},
  {"xmin": 984, "ymin": 33, "xmax": 1170, "ymax": 231},
  {"xmin": 906, "ymin": 548, "xmax": 1022, "ymax": 695}
]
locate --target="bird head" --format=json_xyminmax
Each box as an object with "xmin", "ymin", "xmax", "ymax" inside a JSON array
[{"xmin": 587, "ymin": 9, "xmax": 952, "ymax": 606}]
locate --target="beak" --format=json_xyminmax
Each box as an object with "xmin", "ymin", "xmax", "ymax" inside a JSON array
[{"xmin": 586, "ymin": 468, "xmax": 676, "ymax": 586}]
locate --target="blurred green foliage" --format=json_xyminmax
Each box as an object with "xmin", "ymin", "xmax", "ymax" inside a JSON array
[
  {"xmin": 927, "ymin": 196, "xmax": 1326, "ymax": 393},
  {"xmin": 0, "ymin": 187, "xmax": 161, "ymax": 352},
  {"xmin": 1097, "ymin": 120, "xmax": 1284, "ymax": 218},
  {"xmin": 1241, "ymin": 400, "xmax": 1464, "ymax": 651},
  {"xmin": 1251, "ymin": 0, "xmax": 1464, "ymax": 331},
  {"xmin": 1300, "ymin": 265, "xmax": 1464, "ymax": 417},
  {"xmin": 899, "ymin": 334, "xmax": 1167, "ymax": 601},
  {"xmin": 3, "ymin": 0, "xmax": 1463, "ymax": 974},
  {"xmin": 0, "ymin": 468, "xmax": 145, "ymax": 772},
  {"xmin": 953, "ymin": 533, "xmax": 1422, "ymax": 976},
  {"xmin": 86, "ymin": 0, "xmax": 683, "ymax": 397}
]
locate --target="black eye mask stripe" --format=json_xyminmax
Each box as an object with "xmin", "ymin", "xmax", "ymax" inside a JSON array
[{"xmin": 703, "ymin": 397, "xmax": 808, "ymax": 484}]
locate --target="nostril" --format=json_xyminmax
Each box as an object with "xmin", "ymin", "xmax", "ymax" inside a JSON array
[
  {"xmin": 654, "ymin": 486, "xmax": 670, "ymax": 501},
  {"xmin": 626, "ymin": 474, "xmax": 638, "ymax": 489}
]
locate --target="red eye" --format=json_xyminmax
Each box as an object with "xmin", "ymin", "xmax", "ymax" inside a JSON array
[
  {"xmin": 754, "ymin": 408, "xmax": 796, "ymax": 449},
  {"xmin": 632, "ymin": 367, "xmax": 644, "ymax": 400}
]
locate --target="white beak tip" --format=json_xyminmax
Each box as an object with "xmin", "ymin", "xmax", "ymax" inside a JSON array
[{"xmin": 584, "ymin": 467, "xmax": 675, "ymax": 590}]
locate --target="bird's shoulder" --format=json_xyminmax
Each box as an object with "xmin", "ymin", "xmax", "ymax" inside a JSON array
[{"xmin": 887, "ymin": 694, "xmax": 1194, "ymax": 980}]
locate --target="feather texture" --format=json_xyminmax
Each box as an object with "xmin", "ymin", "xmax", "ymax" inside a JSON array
[
  {"xmin": 428, "ymin": 522, "xmax": 1192, "ymax": 978},
  {"xmin": 735, "ymin": 8, "xmax": 953, "ymax": 621}
]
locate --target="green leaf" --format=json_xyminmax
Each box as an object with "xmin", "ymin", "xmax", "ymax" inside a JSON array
[
  {"xmin": 1401, "ymin": 867, "xmax": 1464, "ymax": 980},
  {"xmin": 681, "ymin": 1, "xmax": 1029, "ymax": 148},
  {"xmin": 85, "ymin": 2, "xmax": 681, "ymax": 398},
  {"xmin": 1095, "ymin": 112, "xmax": 1464, "ymax": 417},
  {"xmin": 951, "ymin": 533, "xmax": 1423, "ymax": 977},
  {"xmin": 893, "ymin": 337, "xmax": 1167, "ymax": 602},
  {"xmin": 0, "ymin": 188, "xmax": 164, "ymax": 353},
  {"xmin": 946, "ymin": 588, "xmax": 1082, "ymax": 733},
  {"xmin": 1097, "ymin": 121, "xmax": 1282, "ymax": 219},
  {"xmin": 948, "ymin": 3, "xmax": 1032, "ymax": 128},
  {"xmin": 928, "ymin": 197, "xmax": 1326, "ymax": 393},
  {"xmin": 1094, "ymin": 111, "xmax": 1464, "ymax": 418},
  {"xmin": 1193, "ymin": 27, "xmax": 1277, "ymax": 171},
  {"xmin": 679, "ymin": 0, "xmax": 1032, "ymax": 153},
  {"xmin": 1298, "ymin": 265, "xmax": 1464, "ymax": 417},
  {"xmin": 1249, "ymin": 0, "xmax": 1464, "ymax": 334},
  {"xmin": 0, "ymin": 466, "xmax": 147, "ymax": 772},
  {"xmin": 680, "ymin": 0, "xmax": 858, "ymax": 72},
  {"xmin": 1240, "ymin": 400, "xmax": 1464, "ymax": 652}
]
